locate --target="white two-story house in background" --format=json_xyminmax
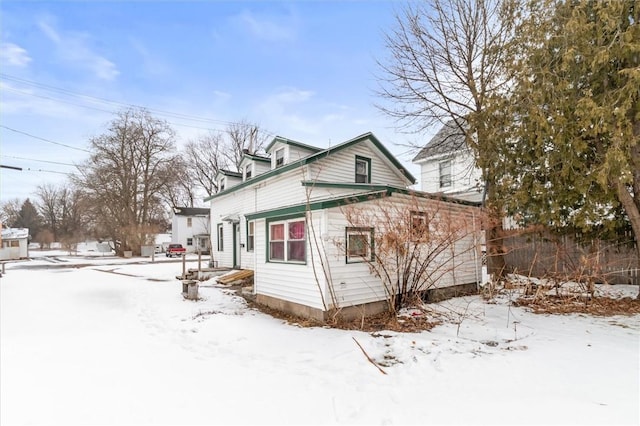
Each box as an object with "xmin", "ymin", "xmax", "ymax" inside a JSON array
[
  {"xmin": 412, "ymin": 119, "xmax": 483, "ymax": 203},
  {"xmin": 171, "ymin": 207, "xmax": 210, "ymax": 253},
  {"xmin": 205, "ymin": 132, "xmax": 483, "ymax": 321}
]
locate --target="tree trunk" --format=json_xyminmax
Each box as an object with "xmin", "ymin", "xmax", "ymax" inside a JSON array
[{"xmin": 613, "ymin": 179, "xmax": 640, "ymax": 299}]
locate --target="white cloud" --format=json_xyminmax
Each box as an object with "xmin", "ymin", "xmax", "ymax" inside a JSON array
[
  {"xmin": 0, "ymin": 42, "xmax": 32, "ymax": 67},
  {"xmin": 233, "ymin": 9, "xmax": 297, "ymax": 42},
  {"xmin": 37, "ymin": 17, "xmax": 119, "ymax": 81}
]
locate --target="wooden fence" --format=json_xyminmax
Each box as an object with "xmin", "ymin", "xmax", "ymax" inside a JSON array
[{"xmin": 497, "ymin": 228, "xmax": 639, "ymax": 286}]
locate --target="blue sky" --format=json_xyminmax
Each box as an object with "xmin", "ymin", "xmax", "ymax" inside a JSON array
[{"xmin": 0, "ymin": 0, "xmax": 427, "ymax": 205}]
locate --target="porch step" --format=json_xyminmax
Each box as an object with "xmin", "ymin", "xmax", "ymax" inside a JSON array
[{"xmin": 217, "ymin": 269, "xmax": 254, "ymax": 285}]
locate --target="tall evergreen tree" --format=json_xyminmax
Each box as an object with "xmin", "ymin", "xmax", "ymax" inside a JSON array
[
  {"xmin": 497, "ymin": 1, "xmax": 639, "ymax": 266},
  {"xmin": 13, "ymin": 199, "xmax": 42, "ymax": 239}
]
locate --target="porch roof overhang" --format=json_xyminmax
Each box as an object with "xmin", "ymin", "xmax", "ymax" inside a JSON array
[{"xmin": 222, "ymin": 214, "xmax": 240, "ymax": 223}]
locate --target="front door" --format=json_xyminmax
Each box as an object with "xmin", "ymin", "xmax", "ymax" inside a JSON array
[{"xmin": 232, "ymin": 223, "xmax": 240, "ymax": 268}]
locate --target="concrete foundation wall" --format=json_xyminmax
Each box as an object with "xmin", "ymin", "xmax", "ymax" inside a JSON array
[
  {"xmin": 424, "ymin": 282, "xmax": 478, "ymax": 302},
  {"xmin": 256, "ymin": 294, "xmax": 389, "ymax": 322}
]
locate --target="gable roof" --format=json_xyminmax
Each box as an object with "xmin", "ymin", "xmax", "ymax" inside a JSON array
[
  {"xmin": 412, "ymin": 119, "xmax": 468, "ymax": 162},
  {"xmin": 242, "ymin": 153, "xmax": 271, "ymax": 163},
  {"xmin": 215, "ymin": 169, "xmax": 243, "ymax": 180},
  {"xmin": 173, "ymin": 207, "xmax": 209, "ymax": 216},
  {"xmin": 265, "ymin": 136, "xmax": 323, "ymax": 154},
  {"xmin": 204, "ymin": 132, "xmax": 417, "ymax": 202}
]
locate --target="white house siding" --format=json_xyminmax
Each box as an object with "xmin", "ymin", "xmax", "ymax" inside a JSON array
[
  {"xmin": 319, "ymin": 195, "xmax": 482, "ymax": 309},
  {"xmin": 308, "ymin": 142, "xmax": 409, "ymax": 187},
  {"xmin": 252, "ymin": 213, "xmax": 327, "ymax": 311},
  {"xmin": 172, "ymin": 215, "xmax": 210, "ymax": 253},
  {"xmin": 419, "ymin": 150, "xmax": 482, "ymax": 200}
]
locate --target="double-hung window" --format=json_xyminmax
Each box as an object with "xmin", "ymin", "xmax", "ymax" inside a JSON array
[
  {"xmin": 275, "ymin": 148, "xmax": 285, "ymax": 168},
  {"xmin": 245, "ymin": 164, "xmax": 252, "ymax": 180},
  {"xmin": 219, "ymin": 178, "xmax": 226, "ymax": 192},
  {"xmin": 187, "ymin": 218, "xmax": 192, "ymax": 227},
  {"xmin": 247, "ymin": 221, "xmax": 255, "ymax": 252},
  {"xmin": 217, "ymin": 223, "xmax": 224, "ymax": 251},
  {"xmin": 355, "ymin": 156, "xmax": 371, "ymax": 183},
  {"xmin": 346, "ymin": 227, "xmax": 374, "ymax": 263},
  {"xmin": 439, "ymin": 160, "xmax": 452, "ymax": 188},
  {"xmin": 268, "ymin": 218, "xmax": 306, "ymax": 263}
]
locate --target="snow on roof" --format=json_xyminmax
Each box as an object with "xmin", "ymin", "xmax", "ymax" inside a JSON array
[{"xmin": 1, "ymin": 227, "xmax": 29, "ymax": 239}]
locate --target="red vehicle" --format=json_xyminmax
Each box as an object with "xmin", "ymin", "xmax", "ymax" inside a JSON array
[{"xmin": 165, "ymin": 244, "xmax": 186, "ymax": 258}]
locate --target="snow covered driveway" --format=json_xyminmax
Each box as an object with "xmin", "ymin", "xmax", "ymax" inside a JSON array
[{"xmin": 1, "ymin": 257, "xmax": 639, "ymax": 425}]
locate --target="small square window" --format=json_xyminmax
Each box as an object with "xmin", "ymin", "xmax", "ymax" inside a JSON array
[
  {"xmin": 186, "ymin": 238, "xmax": 193, "ymax": 246},
  {"xmin": 346, "ymin": 227, "xmax": 373, "ymax": 263}
]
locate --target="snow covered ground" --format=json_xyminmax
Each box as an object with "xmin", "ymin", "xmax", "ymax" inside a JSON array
[{"xmin": 1, "ymin": 249, "xmax": 639, "ymax": 425}]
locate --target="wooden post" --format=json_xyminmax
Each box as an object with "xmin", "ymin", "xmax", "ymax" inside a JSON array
[{"xmin": 182, "ymin": 253, "xmax": 186, "ymax": 279}]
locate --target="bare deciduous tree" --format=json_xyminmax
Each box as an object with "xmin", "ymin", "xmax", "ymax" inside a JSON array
[
  {"xmin": 73, "ymin": 108, "xmax": 178, "ymax": 255},
  {"xmin": 339, "ymin": 194, "xmax": 482, "ymax": 313},
  {"xmin": 180, "ymin": 120, "xmax": 270, "ymax": 201},
  {"xmin": 377, "ymin": 0, "xmax": 517, "ymax": 277}
]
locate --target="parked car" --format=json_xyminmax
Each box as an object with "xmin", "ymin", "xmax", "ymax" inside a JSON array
[{"xmin": 165, "ymin": 244, "xmax": 186, "ymax": 258}]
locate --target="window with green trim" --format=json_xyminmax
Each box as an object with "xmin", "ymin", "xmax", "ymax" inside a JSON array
[
  {"xmin": 247, "ymin": 220, "xmax": 255, "ymax": 252},
  {"xmin": 346, "ymin": 227, "xmax": 374, "ymax": 263},
  {"xmin": 217, "ymin": 223, "xmax": 224, "ymax": 251},
  {"xmin": 268, "ymin": 218, "xmax": 306, "ymax": 263},
  {"xmin": 355, "ymin": 156, "xmax": 371, "ymax": 183}
]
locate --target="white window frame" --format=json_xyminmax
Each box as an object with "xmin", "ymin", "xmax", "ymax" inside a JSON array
[
  {"xmin": 245, "ymin": 164, "xmax": 253, "ymax": 180},
  {"xmin": 345, "ymin": 227, "xmax": 373, "ymax": 263},
  {"xmin": 247, "ymin": 220, "xmax": 255, "ymax": 252},
  {"xmin": 219, "ymin": 177, "xmax": 226, "ymax": 192},
  {"xmin": 439, "ymin": 160, "xmax": 452, "ymax": 188},
  {"xmin": 275, "ymin": 148, "xmax": 285, "ymax": 168},
  {"xmin": 187, "ymin": 217, "xmax": 192, "ymax": 227},
  {"xmin": 186, "ymin": 237, "xmax": 193, "ymax": 246},
  {"xmin": 217, "ymin": 223, "xmax": 224, "ymax": 251},
  {"xmin": 267, "ymin": 217, "xmax": 306, "ymax": 263}
]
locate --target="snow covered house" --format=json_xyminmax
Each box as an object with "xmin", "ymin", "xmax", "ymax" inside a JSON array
[
  {"xmin": 412, "ymin": 119, "xmax": 483, "ymax": 203},
  {"xmin": 205, "ymin": 133, "xmax": 483, "ymax": 321},
  {"xmin": 0, "ymin": 227, "xmax": 29, "ymax": 260},
  {"xmin": 171, "ymin": 207, "xmax": 210, "ymax": 254}
]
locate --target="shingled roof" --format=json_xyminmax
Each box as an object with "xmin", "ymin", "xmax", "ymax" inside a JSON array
[{"xmin": 412, "ymin": 119, "xmax": 468, "ymax": 162}]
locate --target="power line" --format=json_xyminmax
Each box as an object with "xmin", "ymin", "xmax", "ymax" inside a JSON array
[
  {"xmin": 1, "ymin": 72, "xmax": 278, "ymax": 137},
  {"xmin": 0, "ymin": 126, "xmax": 91, "ymax": 153},
  {"xmin": 0, "ymin": 154, "xmax": 77, "ymax": 167}
]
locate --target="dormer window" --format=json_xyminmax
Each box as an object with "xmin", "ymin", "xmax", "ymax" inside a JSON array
[
  {"xmin": 219, "ymin": 178, "xmax": 226, "ymax": 192},
  {"xmin": 355, "ymin": 156, "xmax": 371, "ymax": 183},
  {"xmin": 275, "ymin": 148, "xmax": 285, "ymax": 168},
  {"xmin": 245, "ymin": 164, "xmax": 252, "ymax": 180}
]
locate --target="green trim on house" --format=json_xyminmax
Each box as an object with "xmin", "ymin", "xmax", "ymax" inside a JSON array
[
  {"xmin": 216, "ymin": 223, "xmax": 224, "ymax": 251},
  {"xmin": 265, "ymin": 136, "xmax": 323, "ymax": 154},
  {"xmin": 265, "ymin": 214, "xmax": 308, "ymax": 265},
  {"xmin": 204, "ymin": 132, "xmax": 417, "ymax": 202},
  {"xmin": 246, "ymin": 190, "xmax": 391, "ymax": 221},
  {"xmin": 355, "ymin": 155, "xmax": 372, "ymax": 183},
  {"xmin": 243, "ymin": 153, "xmax": 271, "ymax": 163},
  {"xmin": 299, "ymin": 181, "xmax": 481, "ymax": 207}
]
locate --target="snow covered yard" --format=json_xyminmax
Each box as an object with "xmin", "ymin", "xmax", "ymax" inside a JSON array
[{"xmin": 1, "ymin": 254, "xmax": 639, "ymax": 425}]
